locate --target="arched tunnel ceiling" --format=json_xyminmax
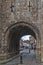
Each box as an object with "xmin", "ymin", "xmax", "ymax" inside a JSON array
[{"xmin": 9, "ymin": 25, "xmax": 36, "ymax": 39}]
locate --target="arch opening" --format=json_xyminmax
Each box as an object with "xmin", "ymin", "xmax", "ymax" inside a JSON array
[
  {"xmin": 4, "ymin": 22, "xmax": 41, "ymax": 61},
  {"xmin": 8, "ymin": 25, "xmax": 37, "ymax": 55}
]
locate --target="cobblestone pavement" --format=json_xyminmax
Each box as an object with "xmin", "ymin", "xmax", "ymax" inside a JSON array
[{"xmin": 3, "ymin": 50, "xmax": 43, "ymax": 65}]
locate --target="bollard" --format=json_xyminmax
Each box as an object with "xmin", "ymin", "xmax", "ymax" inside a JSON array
[{"xmin": 20, "ymin": 54, "xmax": 23, "ymax": 64}]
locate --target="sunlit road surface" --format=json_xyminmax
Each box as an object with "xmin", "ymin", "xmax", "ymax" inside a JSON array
[{"xmin": 4, "ymin": 49, "xmax": 42, "ymax": 65}]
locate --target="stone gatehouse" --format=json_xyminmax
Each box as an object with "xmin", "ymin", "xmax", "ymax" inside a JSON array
[{"xmin": 0, "ymin": 0, "xmax": 43, "ymax": 63}]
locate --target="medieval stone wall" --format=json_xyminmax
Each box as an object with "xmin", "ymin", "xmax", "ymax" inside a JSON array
[
  {"xmin": 1, "ymin": 0, "xmax": 41, "ymax": 44},
  {"xmin": 40, "ymin": 0, "xmax": 43, "ymax": 62},
  {"xmin": 0, "ymin": 0, "xmax": 43, "ymax": 62}
]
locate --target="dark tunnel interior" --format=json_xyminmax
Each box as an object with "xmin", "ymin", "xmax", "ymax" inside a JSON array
[{"xmin": 8, "ymin": 25, "xmax": 36, "ymax": 55}]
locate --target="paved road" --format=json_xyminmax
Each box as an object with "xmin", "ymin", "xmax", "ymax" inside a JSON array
[{"xmin": 3, "ymin": 49, "xmax": 42, "ymax": 65}]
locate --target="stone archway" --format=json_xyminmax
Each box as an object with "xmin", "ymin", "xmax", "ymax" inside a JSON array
[{"xmin": 3, "ymin": 21, "xmax": 41, "ymax": 61}]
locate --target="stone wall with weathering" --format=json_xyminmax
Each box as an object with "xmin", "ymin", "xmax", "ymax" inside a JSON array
[
  {"xmin": 0, "ymin": 0, "xmax": 43, "ymax": 62},
  {"xmin": 0, "ymin": 0, "xmax": 3, "ymax": 53},
  {"xmin": 40, "ymin": 0, "xmax": 43, "ymax": 62}
]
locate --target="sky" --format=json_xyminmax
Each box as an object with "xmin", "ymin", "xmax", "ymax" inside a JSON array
[{"xmin": 21, "ymin": 35, "xmax": 31, "ymax": 41}]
